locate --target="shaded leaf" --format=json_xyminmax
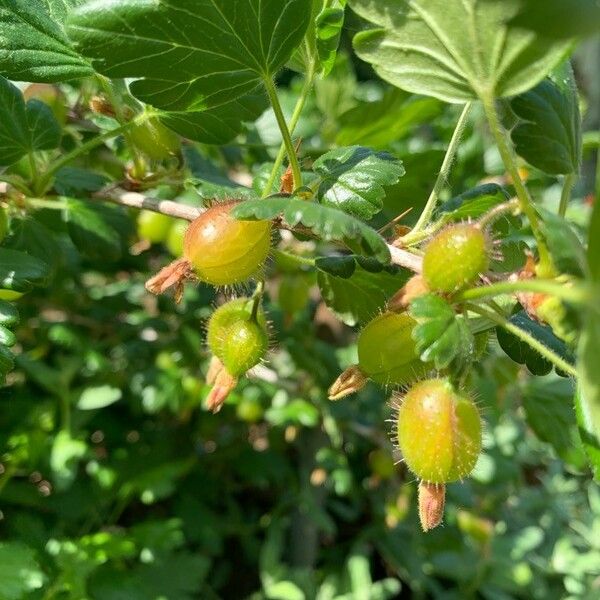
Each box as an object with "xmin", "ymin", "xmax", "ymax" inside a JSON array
[
  {"xmin": 511, "ymin": 62, "xmax": 582, "ymax": 175},
  {"xmin": 313, "ymin": 146, "xmax": 404, "ymax": 219},
  {"xmin": 0, "ymin": 76, "xmax": 61, "ymax": 166},
  {"xmin": 0, "ymin": 0, "xmax": 93, "ymax": 82},
  {"xmin": 232, "ymin": 198, "xmax": 391, "ymax": 263},
  {"xmin": 351, "ymin": 0, "xmax": 572, "ymax": 103},
  {"xmin": 0, "ymin": 248, "xmax": 50, "ymax": 293},
  {"xmin": 54, "ymin": 167, "xmax": 109, "ymax": 196},
  {"xmin": 316, "ymin": 255, "xmax": 408, "ymax": 326},
  {"xmin": 409, "ymin": 293, "xmax": 474, "ymax": 372},
  {"xmin": 0, "ymin": 300, "xmax": 19, "ymax": 327},
  {"xmin": 0, "ymin": 542, "xmax": 45, "ymax": 599}
]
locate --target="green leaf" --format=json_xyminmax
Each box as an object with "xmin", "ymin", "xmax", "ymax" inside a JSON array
[
  {"xmin": 65, "ymin": 198, "xmax": 123, "ymax": 262},
  {"xmin": 69, "ymin": 0, "xmax": 311, "ymax": 111},
  {"xmin": 0, "ymin": 344, "xmax": 15, "ymax": 374},
  {"xmin": 0, "ymin": 542, "xmax": 45, "ymax": 600},
  {"xmin": 538, "ymin": 208, "xmax": 587, "ymax": 278},
  {"xmin": 77, "ymin": 385, "xmax": 122, "ymax": 410},
  {"xmin": 50, "ymin": 430, "xmax": 88, "ymax": 489},
  {"xmin": 0, "ymin": 300, "xmax": 19, "ymax": 327},
  {"xmin": 510, "ymin": 63, "xmax": 582, "ymax": 175},
  {"xmin": 316, "ymin": 3, "xmax": 347, "ymax": 76},
  {"xmin": 496, "ymin": 311, "xmax": 574, "ymax": 376},
  {"xmin": 521, "ymin": 377, "xmax": 585, "ymax": 467},
  {"xmin": 0, "ymin": 325, "xmax": 16, "ymax": 347},
  {"xmin": 232, "ymin": 198, "xmax": 391, "ymax": 263},
  {"xmin": 336, "ymin": 89, "xmax": 441, "ymax": 148},
  {"xmin": 312, "ymin": 146, "xmax": 404, "ymax": 219},
  {"xmin": 437, "ymin": 183, "xmax": 510, "ymax": 221},
  {"xmin": 409, "ymin": 293, "xmax": 474, "ymax": 372},
  {"xmin": 160, "ymin": 92, "xmax": 268, "ymax": 145},
  {"xmin": 0, "ymin": 248, "xmax": 51, "ymax": 293},
  {"xmin": 54, "ymin": 167, "xmax": 109, "ymax": 196},
  {"xmin": 509, "ymin": 0, "xmax": 600, "ymax": 39},
  {"xmin": 0, "ymin": 0, "xmax": 93, "ymax": 82},
  {"xmin": 316, "ymin": 255, "xmax": 408, "ymax": 326},
  {"xmin": 350, "ymin": 0, "xmax": 572, "ymax": 103},
  {"xmin": 576, "ymin": 198, "xmax": 600, "ymax": 478},
  {"xmin": 0, "ymin": 76, "xmax": 61, "ymax": 167}
]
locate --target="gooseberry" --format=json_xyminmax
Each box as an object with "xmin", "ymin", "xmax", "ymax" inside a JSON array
[
  {"xmin": 166, "ymin": 220, "xmax": 187, "ymax": 257},
  {"xmin": 396, "ymin": 378, "xmax": 481, "ymax": 483},
  {"xmin": 422, "ymin": 224, "xmax": 489, "ymax": 293},
  {"xmin": 137, "ymin": 210, "xmax": 174, "ymax": 244},
  {"xmin": 184, "ymin": 202, "xmax": 271, "ymax": 286},
  {"xmin": 357, "ymin": 312, "xmax": 428, "ymax": 386}
]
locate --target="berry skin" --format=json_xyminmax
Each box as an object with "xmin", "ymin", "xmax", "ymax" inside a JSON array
[
  {"xmin": 166, "ymin": 220, "xmax": 187, "ymax": 257},
  {"xmin": 357, "ymin": 312, "xmax": 428, "ymax": 386},
  {"xmin": 129, "ymin": 117, "xmax": 180, "ymax": 160},
  {"xmin": 137, "ymin": 210, "xmax": 174, "ymax": 244},
  {"xmin": 423, "ymin": 224, "xmax": 489, "ymax": 293},
  {"xmin": 207, "ymin": 298, "xmax": 268, "ymax": 377},
  {"xmin": 184, "ymin": 202, "xmax": 271, "ymax": 286},
  {"xmin": 396, "ymin": 378, "xmax": 481, "ymax": 483}
]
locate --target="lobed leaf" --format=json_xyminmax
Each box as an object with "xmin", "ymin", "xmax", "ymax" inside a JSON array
[
  {"xmin": 312, "ymin": 146, "xmax": 404, "ymax": 219},
  {"xmin": 232, "ymin": 197, "xmax": 391, "ymax": 263}
]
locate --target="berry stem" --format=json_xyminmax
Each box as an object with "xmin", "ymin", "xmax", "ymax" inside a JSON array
[
  {"xmin": 263, "ymin": 76, "xmax": 303, "ymax": 192},
  {"xmin": 464, "ymin": 302, "xmax": 577, "ymax": 377},
  {"xmin": 481, "ymin": 95, "xmax": 553, "ymax": 275},
  {"xmin": 476, "ymin": 199, "xmax": 519, "ymax": 229},
  {"xmin": 559, "ymin": 173, "xmax": 577, "ymax": 217},
  {"xmin": 251, "ymin": 280, "xmax": 265, "ymax": 323},
  {"xmin": 400, "ymin": 102, "xmax": 472, "ymax": 246},
  {"xmin": 263, "ymin": 61, "xmax": 315, "ymax": 197}
]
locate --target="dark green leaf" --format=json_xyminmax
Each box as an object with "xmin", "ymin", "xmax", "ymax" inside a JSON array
[
  {"xmin": 510, "ymin": 63, "xmax": 582, "ymax": 175},
  {"xmin": 232, "ymin": 198, "xmax": 391, "ymax": 263},
  {"xmin": 496, "ymin": 311, "xmax": 574, "ymax": 376},
  {"xmin": 0, "ymin": 248, "xmax": 50, "ymax": 293},
  {"xmin": 66, "ymin": 199, "xmax": 123, "ymax": 261},
  {"xmin": 0, "ymin": 344, "xmax": 15, "ymax": 374},
  {"xmin": 316, "ymin": 255, "xmax": 408, "ymax": 326},
  {"xmin": 54, "ymin": 167, "xmax": 109, "ymax": 196},
  {"xmin": 336, "ymin": 90, "xmax": 441, "ymax": 148},
  {"xmin": 0, "ymin": 0, "xmax": 93, "ymax": 82},
  {"xmin": 538, "ymin": 208, "xmax": 587, "ymax": 278},
  {"xmin": 0, "ymin": 300, "xmax": 19, "ymax": 327},
  {"xmin": 0, "ymin": 325, "xmax": 16, "ymax": 347},
  {"xmin": 0, "ymin": 542, "xmax": 45, "ymax": 599},
  {"xmin": 350, "ymin": 0, "xmax": 572, "ymax": 103},
  {"xmin": 409, "ymin": 293, "xmax": 474, "ymax": 372},
  {"xmin": 312, "ymin": 146, "xmax": 404, "ymax": 219},
  {"xmin": 509, "ymin": 0, "xmax": 600, "ymax": 39},
  {"xmin": 0, "ymin": 76, "xmax": 61, "ymax": 167},
  {"xmin": 437, "ymin": 184, "xmax": 510, "ymax": 221},
  {"xmin": 316, "ymin": 4, "xmax": 347, "ymax": 76},
  {"xmin": 69, "ymin": 0, "xmax": 311, "ymax": 111}
]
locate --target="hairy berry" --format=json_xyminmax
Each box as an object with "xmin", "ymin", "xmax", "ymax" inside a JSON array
[
  {"xmin": 357, "ymin": 312, "xmax": 428, "ymax": 386},
  {"xmin": 166, "ymin": 220, "xmax": 187, "ymax": 257},
  {"xmin": 184, "ymin": 202, "xmax": 271, "ymax": 286},
  {"xmin": 423, "ymin": 224, "xmax": 489, "ymax": 293},
  {"xmin": 396, "ymin": 378, "xmax": 481, "ymax": 483}
]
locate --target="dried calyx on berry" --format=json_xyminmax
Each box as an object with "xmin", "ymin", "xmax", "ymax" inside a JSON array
[
  {"xmin": 205, "ymin": 297, "xmax": 268, "ymax": 413},
  {"xmin": 422, "ymin": 223, "xmax": 489, "ymax": 294},
  {"xmin": 146, "ymin": 201, "xmax": 272, "ymax": 301}
]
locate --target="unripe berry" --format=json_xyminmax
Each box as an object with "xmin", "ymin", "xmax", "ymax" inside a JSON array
[
  {"xmin": 166, "ymin": 220, "xmax": 187, "ymax": 257},
  {"xmin": 184, "ymin": 202, "xmax": 271, "ymax": 286},
  {"xmin": 137, "ymin": 210, "xmax": 174, "ymax": 244},
  {"xmin": 396, "ymin": 378, "xmax": 481, "ymax": 483},
  {"xmin": 207, "ymin": 298, "xmax": 268, "ymax": 377},
  {"xmin": 423, "ymin": 224, "xmax": 489, "ymax": 293},
  {"xmin": 357, "ymin": 312, "xmax": 427, "ymax": 386}
]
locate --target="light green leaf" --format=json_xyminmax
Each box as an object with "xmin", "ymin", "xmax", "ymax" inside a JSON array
[
  {"xmin": 78, "ymin": 385, "xmax": 122, "ymax": 410},
  {"xmin": 0, "ymin": 76, "xmax": 61, "ymax": 167},
  {"xmin": 437, "ymin": 183, "xmax": 510, "ymax": 221},
  {"xmin": 0, "ymin": 543, "xmax": 45, "ymax": 600},
  {"xmin": 51, "ymin": 430, "xmax": 88, "ymax": 489},
  {"xmin": 232, "ymin": 197, "xmax": 391, "ymax": 263},
  {"xmin": 312, "ymin": 146, "xmax": 404, "ymax": 219},
  {"xmin": 316, "ymin": 2, "xmax": 347, "ymax": 76},
  {"xmin": 511, "ymin": 62, "xmax": 582, "ymax": 175},
  {"xmin": 316, "ymin": 255, "xmax": 408, "ymax": 326},
  {"xmin": 350, "ymin": 0, "xmax": 572, "ymax": 103},
  {"xmin": 69, "ymin": 0, "xmax": 311, "ymax": 112},
  {"xmin": 0, "ymin": 0, "xmax": 93, "ymax": 82},
  {"xmin": 409, "ymin": 293, "xmax": 474, "ymax": 372},
  {"xmin": 336, "ymin": 89, "xmax": 441, "ymax": 148}
]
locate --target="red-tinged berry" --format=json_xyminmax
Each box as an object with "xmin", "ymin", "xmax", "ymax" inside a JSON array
[
  {"xmin": 423, "ymin": 224, "xmax": 489, "ymax": 293},
  {"xmin": 396, "ymin": 378, "xmax": 481, "ymax": 483},
  {"xmin": 184, "ymin": 202, "xmax": 271, "ymax": 286},
  {"xmin": 357, "ymin": 312, "xmax": 428, "ymax": 386}
]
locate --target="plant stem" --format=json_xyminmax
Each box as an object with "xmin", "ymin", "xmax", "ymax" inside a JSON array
[
  {"xmin": 481, "ymin": 95, "xmax": 553, "ymax": 274},
  {"xmin": 250, "ymin": 280, "xmax": 265, "ymax": 322},
  {"xmin": 456, "ymin": 279, "xmax": 592, "ymax": 306},
  {"xmin": 263, "ymin": 76, "xmax": 303, "ymax": 192},
  {"xmin": 465, "ymin": 302, "xmax": 577, "ymax": 377},
  {"xmin": 559, "ymin": 173, "xmax": 576, "ymax": 217},
  {"xmin": 477, "ymin": 199, "xmax": 519, "ymax": 229},
  {"xmin": 271, "ymin": 248, "xmax": 315, "ymax": 268},
  {"xmin": 400, "ymin": 102, "xmax": 472, "ymax": 245}
]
